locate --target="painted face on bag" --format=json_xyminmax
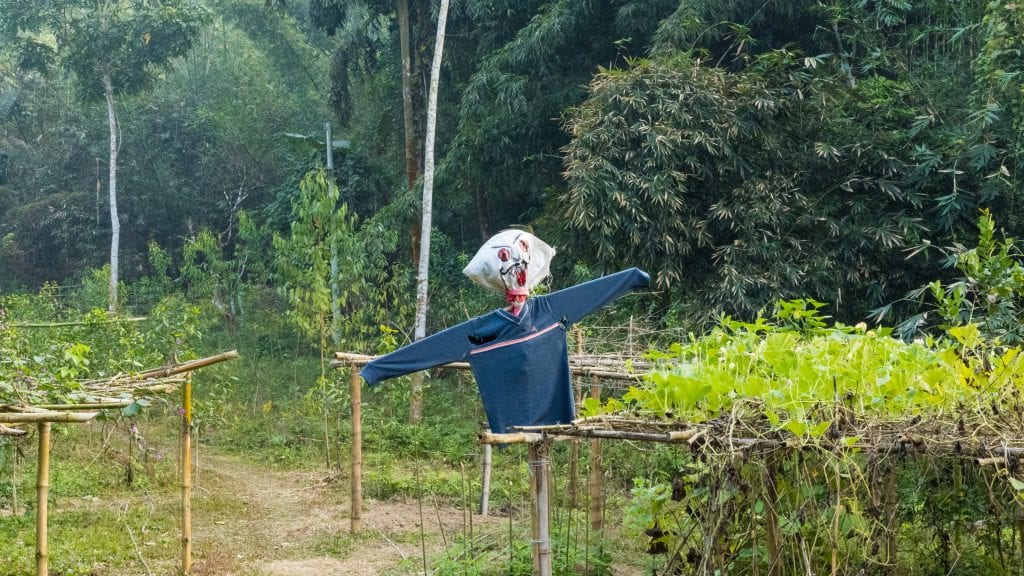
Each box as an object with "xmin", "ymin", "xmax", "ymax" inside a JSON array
[{"xmin": 493, "ymin": 234, "xmax": 532, "ymax": 296}]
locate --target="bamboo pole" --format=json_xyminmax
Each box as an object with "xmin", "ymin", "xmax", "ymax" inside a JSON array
[
  {"xmin": 32, "ymin": 401, "xmax": 134, "ymax": 411},
  {"xmin": 1, "ymin": 411, "xmax": 99, "ymax": 423},
  {"xmin": 514, "ymin": 427, "xmax": 699, "ymax": 443},
  {"xmin": 1, "ymin": 424, "xmax": 27, "ymax": 435},
  {"xmin": 529, "ymin": 441, "xmax": 553, "ymax": 576},
  {"xmin": 181, "ymin": 374, "xmax": 193, "ymax": 575},
  {"xmin": 126, "ymin": 350, "xmax": 239, "ymax": 381},
  {"xmin": 331, "ymin": 351, "xmax": 645, "ymax": 380},
  {"xmin": 569, "ymin": 327, "xmax": 583, "ymax": 510},
  {"xmin": 480, "ymin": 442, "xmax": 492, "ymax": 516},
  {"xmin": 479, "ymin": 432, "xmax": 548, "ymax": 445},
  {"xmin": 36, "ymin": 422, "xmax": 51, "ymax": 576},
  {"xmin": 765, "ymin": 452, "xmax": 782, "ymax": 576},
  {"xmin": 589, "ymin": 375, "xmax": 603, "ymax": 534},
  {"xmin": 885, "ymin": 463, "xmax": 898, "ymax": 574},
  {"xmin": 75, "ymin": 350, "xmax": 237, "ymax": 389},
  {"xmin": 11, "ymin": 317, "xmax": 146, "ymax": 328},
  {"xmin": 9, "ymin": 440, "xmax": 17, "ymax": 516},
  {"xmin": 351, "ymin": 364, "xmax": 362, "ymax": 533}
]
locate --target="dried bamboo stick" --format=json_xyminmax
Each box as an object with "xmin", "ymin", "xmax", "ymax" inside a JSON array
[
  {"xmin": 79, "ymin": 350, "xmax": 238, "ymax": 387},
  {"xmin": 478, "ymin": 432, "xmax": 547, "ymax": 445},
  {"xmin": 765, "ymin": 451, "xmax": 782, "ymax": 576},
  {"xmin": 511, "ymin": 424, "xmax": 1024, "ymax": 459},
  {"xmin": 513, "ymin": 426, "xmax": 700, "ymax": 443},
  {"xmin": 122, "ymin": 350, "xmax": 239, "ymax": 380},
  {"xmin": 0, "ymin": 424, "xmax": 26, "ymax": 436}
]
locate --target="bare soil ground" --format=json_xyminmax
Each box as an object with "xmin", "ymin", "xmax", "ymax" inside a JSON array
[{"xmin": 182, "ymin": 452, "xmax": 500, "ymax": 576}]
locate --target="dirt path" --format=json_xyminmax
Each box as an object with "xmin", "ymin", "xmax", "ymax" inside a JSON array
[{"xmin": 185, "ymin": 451, "xmax": 495, "ymax": 576}]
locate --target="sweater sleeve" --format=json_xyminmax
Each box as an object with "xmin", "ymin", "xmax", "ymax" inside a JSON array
[
  {"xmin": 541, "ymin": 268, "xmax": 651, "ymax": 325},
  {"xmin": 360, "ymin": 320, "xmax": 476, "ymax": 386}
]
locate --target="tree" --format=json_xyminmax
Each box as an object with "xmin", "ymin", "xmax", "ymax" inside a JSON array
[
  {"xmin": 560, "ymin": 52, "xmax": 931, "ymax": 324},
  {"xmin": 274, "ymin": 168, "xmax": 363, "ymax": 467},
  {"xmin": 0, "ymin": 0, "xmax": 207, "ymax": 313},
  {"xmin": 409, "ymin": 0, "xmax": 450, "ymax": 424}
]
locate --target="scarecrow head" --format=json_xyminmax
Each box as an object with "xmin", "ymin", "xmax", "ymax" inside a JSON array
[{"xmin": 463, "ymin": 229, "xmax": 554, "ymax": 304}]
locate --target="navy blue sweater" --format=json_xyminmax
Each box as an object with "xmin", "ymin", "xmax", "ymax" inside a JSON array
[{"xmin": 361, "ymin": 268, "xmax": 650, "ymax": 433}]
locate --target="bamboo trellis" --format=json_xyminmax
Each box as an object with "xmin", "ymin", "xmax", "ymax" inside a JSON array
[
  {"xmin": 1, "ymin": 350, "xmax": 239, "ymax": 576},
  {"xmin": 333, "ymin": 347, "xmax": 1024, "ymax": 576}
]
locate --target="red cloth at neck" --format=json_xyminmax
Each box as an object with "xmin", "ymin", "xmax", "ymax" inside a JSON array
[{"xmin": 506, "ymin": 290, "xmax": 527, "ymax": 316}]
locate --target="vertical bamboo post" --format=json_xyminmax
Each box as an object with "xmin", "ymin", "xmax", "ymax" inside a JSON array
[
  {"xmin": 1017, "ymin": 512, "xmax": 1024, "ymax": 576},
  {"xmin": 480, "ymin": 442, "xmax": 492, "ymax": 516},
  {"xmin": 569, "ymin": 326, "xmax": 583, "ymax": 510},
  {"xmin": 529, "ymin": 440, "xmax": 553, "ymax": 576},
  {"xmin": 350, "ymin": 363, "xmax": 363, "ymax": 532},
  {"xmin": 36, "ymin": 422, "xmax": 51, "ymax": 576},
  {"xmin": 765, "ymin": 451, "xmax": 782, "ymax": 576},
  {"xmin": 181, "ymin": 373, "xmax": 193, "ymax": 575},
  {"xmin": 588, "ymin": 375, "xmax": 603, "ymax": 533},
  {"xmin": 10, "ymin": 440, "xmax": 17, "ymax": 517},
  {"xmin": 885, "ymin": 463, "xmax": 898, "ymax": 574}
]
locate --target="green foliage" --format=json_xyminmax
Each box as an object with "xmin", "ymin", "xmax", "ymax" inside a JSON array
[
  {"xmin": 430, "ymin": 523, "xmax": 613, "ymax": 576},
  {"xmin": 561, "ymin": 51, "xmax": 923, "ymax": 322},
  {"xmin": 0, "ymin": 285, "xmax": 201, "ymax": 405},
  {"xmin": 928, "ymin": 209, "xmax": 1024, "ymax": 343},
  {"xmin": 882, "ymin": 210, "xmax": 1024, "ymax": 343},
  {"xmin": 273, "ymin": 167, "xmax": 361, "ymax": 343},
  {"xmin": 598, "ymin": 300, "xmax": 1024, "ymax": 434}
]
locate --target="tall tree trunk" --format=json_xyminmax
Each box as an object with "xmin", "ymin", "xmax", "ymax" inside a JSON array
[
  {"xmin": 398, "ymin": 0, "xmax": 426, "ymax": 424},
  {"xmin": 327, "ymin": 122, "xmax": 342, "ymax": 349},
  {"xmin": 103, "ymin": 72, "xmax": 120, "ymax": 315},
  {"xmin": 413, "ymin": 0, "xmax": 450, "ymax": 377},
  {"xmin": 397, "ymin": 0, "xmax": 418, "ymax": 196}
]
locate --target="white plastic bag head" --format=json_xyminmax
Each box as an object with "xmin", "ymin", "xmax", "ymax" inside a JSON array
[{"xmin": 463, "ymin": 230, "xmax": 555, "ymax": 296}]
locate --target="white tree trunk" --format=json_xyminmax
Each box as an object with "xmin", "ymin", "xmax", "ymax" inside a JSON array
[
  {"xmin": 410, "ymin": 0, "xmax": 450, "ymax": 420},
  {"xmin": 104, "ymin": 72, "xmax": 120, "ymax": 315}
]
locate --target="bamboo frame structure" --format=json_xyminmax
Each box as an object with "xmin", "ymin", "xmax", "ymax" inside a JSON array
[
  {"xmin": 335, "ymin": 346, "xmax": 1024, "ymax": 575},
  {"xmin": 334, "ymin": 349, "xmax": 644, "ymax": 576},
  {"xmin": 2, "ymin": 349, "xmax": 239, "ymax": 576}
]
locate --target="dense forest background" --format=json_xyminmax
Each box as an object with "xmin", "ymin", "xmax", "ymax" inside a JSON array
[{"xmin": 1, "ymin": 0, "xmax": 1023, "ymax": 335}]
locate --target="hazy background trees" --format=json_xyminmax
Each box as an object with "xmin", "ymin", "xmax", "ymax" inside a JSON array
[{"xmin": 1, "ymin": 0, "xmax": 1022, "ymax": 335}]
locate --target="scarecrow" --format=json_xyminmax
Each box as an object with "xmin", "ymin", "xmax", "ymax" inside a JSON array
[{"xmin": 361, "ymin": 229, "xmax": 649, "ymax": 433}]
